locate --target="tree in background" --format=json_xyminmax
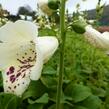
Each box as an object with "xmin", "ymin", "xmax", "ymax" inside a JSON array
[
  {"xmin": 0, "ymin": 4, "xmax": 9, "ymax": 26},
  {"xmin": 17, "ymin": 5, "xmax": 36, "ymax": 20}
]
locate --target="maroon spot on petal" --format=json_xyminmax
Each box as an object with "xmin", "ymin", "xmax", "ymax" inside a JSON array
[
  {"xmin": 28, "ymin": 58, "xmax": 31, "ymax": 61},
  {"xmin": 22, "ymin": 69, "xmax": 26, "ymax": 72},
  {"xmin": 10, "ymin": 75, "xmax": 15, "ymax": 78},
  {"xmin": 22, "ymin": 74, "xmax": 26, "ymax": 78},
  {"xmin": 10, "ymin": 75, "xmax": 16, "ymax": 83},
  {"xmin": 11, "ymin": 78, "xmax": 16, "ymax": 83},
  {"xmin": 6, "ymin": 72, "xmax": 10, "ymax": 75},
  {"xmin": 16, "ymin": 73, "xmax": 21, "ymax": 78},
  {"xmin": 8, "ymin": 86, "xmax": 11, "ymax": 90},
  {"xmin": 17, "ymin": 59, "xmax": 25, "ymax": 64},
  {"xmin": 9, "ymin": 66, "xmax": 15, "ymax": 74},
  {"xmin": 30, "ymin": 41, "xmax": 34, "ymax": 43},
  {"xmin": 14, "ymin": 86, "xmax": 16, "ymax": 89}
]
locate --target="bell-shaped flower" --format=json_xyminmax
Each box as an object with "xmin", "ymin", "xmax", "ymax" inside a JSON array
[
  {"xmin": 71, "ymin": 17, "xmax": 109, "ymax": 52},
  {"xmin": 37, "ymin": 0, "xmax": 59, "ymax": 16},
  {"xmin": 0, "ymin": 20, "xmax": 58, "ymax": 96},
  {"xmin": 84, "ymin": 25, "xmax": 109, "ymax": 51}
]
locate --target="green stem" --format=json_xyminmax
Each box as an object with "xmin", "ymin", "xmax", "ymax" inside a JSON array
[{"xmin": 56, "ymin": 0, "xmax": 66, "ymax": 109}]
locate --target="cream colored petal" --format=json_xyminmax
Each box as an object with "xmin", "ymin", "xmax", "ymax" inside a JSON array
[
  {"xmin": 0, "ymin": 22, "xmax": 16, "ymax": 43},
  {"xmin": 29, "ymin": 43, "xmax": 43, "ymax": 80},
  {"xmin": 0, "ymin": 20, "xmax": 38, "ymax": 43},
  {"xmin": 14, "ymin": 20, "xmax": 38, "ymax": 41},
  {"xmin": 84, "ymin": 25, "xmax": 109, "ymax": 49},
  {"xmin": 102, "ymin": 32, "xmax": 109, "ymax": 40},
  {"xmin": 37, "ymin": 36, "xmax": 59, "ymax": 63},
  {"xmin": 1, "ymin": 40, "xmax": 39, "ymax": 96}
]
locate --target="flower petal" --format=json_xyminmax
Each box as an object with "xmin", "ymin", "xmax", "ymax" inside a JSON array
[
  {"xmin": 0, "ymin": 20, "xmax": 38, "ymax": 43},
  {"xmin": 37, "ymin": 36, "xmax": 59, "ymax": 63},
  {"xmin": 0, "ymin": 22, "xmax": 16, "ymax": 43},
  {"xmin": 14, "ymin": 20, "xmax": 38, "ymax": 41},
  {"xmin": 1, "ymin": 40, "xmax": 38, "ymax": 96},
  {"xmin": 0, "ymin": 20, "xmax": 43, "ymax": 96},
  {"xmin": 29, "ymin": 44, "xmax": 43, "ymax": 80},
  {"xmin": 84, "ymin": 25, "xmax": 109, "ymax": 49}
]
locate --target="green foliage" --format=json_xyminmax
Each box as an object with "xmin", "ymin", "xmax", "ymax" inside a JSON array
[
  {"xmin": 0, "ymin": 93, "xmax": 21, "ymax": 109},
  {"xmin": 1, "ymin": 29, "xmax": 109, "ymax": 108},
  {"xmin": 28, "ymin": 93, "xmax": 49, "ymax": 104},
  {"xmin": 64, "ymin": 83, "xmax": 92, "ymax": 103},
  {"xmin": 80, "ymin": 95, "xmax": 102, "ymax": 109},
  {"xmin": 22, "ymin": 80, "xmax": 46, "ymax": 100}
]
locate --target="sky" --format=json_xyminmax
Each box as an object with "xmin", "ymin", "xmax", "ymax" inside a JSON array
[{"xmin": 0, "ymin": 0, "xmax": 109, "ymax": 15}]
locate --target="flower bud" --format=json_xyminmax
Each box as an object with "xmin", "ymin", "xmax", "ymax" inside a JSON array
[{"xmin": 72, "ymin": 17, "xmax": 87, "ymax": 34}]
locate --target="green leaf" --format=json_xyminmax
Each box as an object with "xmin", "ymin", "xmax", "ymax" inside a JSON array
[
  {"xmin": 92, "ymin": 87, "xmax": 106, "ymax": 97},
  {"xmin": 27, "ymin": 104, "xmax": 43, "ymax": 109},
  {"xmin": 48, "ymin": 104, "xmax": 56, "ymax": 109},
  {"xmin": 64, "ymin": 83, "xmax": 92, "ymax": 102},
  {"xmin": 48, "ymin": 104, "xmax": 73, "ymax": 109},
  {"xmin": 81, "ymin": 95, "xmax": 102, "ymax": 109},
  {"xmin": 28, "ymin": 93, "xmax": 49, "ymax": 104},
  {"xmin": 41, "ymin": 75, "xmax": 57, "ymax": 90},
  {"xmin": 74, "ymin": 106, "xmax": 88, "ymax": 109},
  {"xmin": 0, "ymin": 93, "xmax": 20, "ymax": 109},
  {"xmin": 42, "ymin": 66, "xmax": 57, "ymax": 75},
  {"xmin": 22, "ymin": 80, "xmax": 46, "ymax": 100}
]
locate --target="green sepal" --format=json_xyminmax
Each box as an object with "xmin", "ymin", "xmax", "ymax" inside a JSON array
[
  {"xmin": 72, "ymin": 18, "xmax": 87, "ymax": 34},
  {"xmin": 48, "ymin": 0, "xmax": 60, "ymax": 10}
]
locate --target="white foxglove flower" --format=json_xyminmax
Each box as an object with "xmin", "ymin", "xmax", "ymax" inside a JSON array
[
  {"xmin": 37, "ymin": 0, "xmax": 59, "ymax": 16},
  {"xmin": 84, "ymin": 25, "xmax": 109, "ymax": 51},
  {"xmin": 0, "ymin": 20, "xmax": 58, "ymax": 96}
]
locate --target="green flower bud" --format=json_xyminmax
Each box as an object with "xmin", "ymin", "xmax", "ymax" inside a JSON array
[
  {"xmin": 48, "ymin": 0, "xmax": 60, "ymax": 10},
  {"xmin": 72, "ymin": 17, "xmax": 87, "ymax": 34}
]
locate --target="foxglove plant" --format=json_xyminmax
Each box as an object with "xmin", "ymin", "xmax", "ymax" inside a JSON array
[
  {"xmin": 38, "ymin": 0, "xmax": 67, "ymax": 109},
  {"xmin": 0, "ymin": 20, "xmax": 58, "ymax": 96}
]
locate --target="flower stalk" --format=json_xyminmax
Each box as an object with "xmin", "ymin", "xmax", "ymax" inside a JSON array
[{"xmin": 56, "ymin": 0, "xmax": 66, "ymax": 109}]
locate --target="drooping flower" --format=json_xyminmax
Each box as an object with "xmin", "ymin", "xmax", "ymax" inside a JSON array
[
  {"xmin": 0, "ymin": 20, "xmax": 58, "ymax": 96},
  {"xmin": 84, "ymin": 25, "xmax": 109, "ymax": 51},
  {"xmin": 72, "ymin": 17, "xmax": 109, "ymax": 52},
  {"xmin": 37, "ymin": 0, "xmax": 60, "ymax": 16}
]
